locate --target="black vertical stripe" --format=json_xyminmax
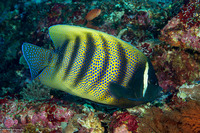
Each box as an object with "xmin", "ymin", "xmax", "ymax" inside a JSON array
[
  {"xmin": 98, "ymin": 36, "xmax": 109, "ymax": 82},
  {"xmin": 88, "ymin": 35, "xmax": 110, "ymax": 89},
  {"xmin": 74, "ymin": 33, "xmax": 96, "ymax": 85},
  {"xmin": 63, "ymin": 36, "xmax": 80, "ymax": 80},
  {"xmin": 97, "ymin": 36, "xmax": 109, "ymax": 81},
  {"xmin": 116, "ymin": 43, "xmax": 127, "ymax": 84},
  {"xmin": 54, "ymin": 40, "xmax": 69, "ymax": 74}
]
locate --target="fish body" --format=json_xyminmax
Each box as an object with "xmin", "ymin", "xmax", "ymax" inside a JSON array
[{"xmin": 22, "ymin": 25, "xmax": 162, "ymax": 108}]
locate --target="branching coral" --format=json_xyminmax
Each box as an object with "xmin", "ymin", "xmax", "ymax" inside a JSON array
[{"xmin": 137, "ymin": 100, "xmax": 200, "ymax": 133}]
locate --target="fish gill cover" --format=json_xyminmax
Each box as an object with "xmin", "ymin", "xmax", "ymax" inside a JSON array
[{"xmin": 0, "ymin": 0, "xmax": 199, "ymax": 132}]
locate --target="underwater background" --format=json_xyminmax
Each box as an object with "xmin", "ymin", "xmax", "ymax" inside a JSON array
[{"xmin": 0, "ymin": 0, "xmax": 199, "ymax": 132}]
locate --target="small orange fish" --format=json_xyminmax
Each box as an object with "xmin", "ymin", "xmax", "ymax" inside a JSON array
[{"xmin": 85, "ymin": 9, "xmax": 101, "ymax": 21}]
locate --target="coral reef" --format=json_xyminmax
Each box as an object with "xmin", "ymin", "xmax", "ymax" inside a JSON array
[
  {"xmin": 152, "ymin": 45, "xmax": 200, "ymax": 91},
  {"xmin": 114, "ymin": 124, "xmax": 132, "ymax": 133},
  {"xmin": 109, "ymin": 111, "xmax": 139, "ymax": 133},
  {"xmin": 0, "ymin": 99, "xmax": 75, "ymax": 132},
  {"xmin": 160, "ymin": 0, "xmax": 200, "ymax": 52},
  {"xmin": 0, "ymin": 0, "xmax": 199, "ymax": 132},
  {"xmin": 178, "ymin": 84, "xmax": 200, "ymax": 101},
  {"xmin": 23, "ymin": 123, "xmax": 51, "ymax": 133},
  {"xmin": 64, "ymin": 111, "xmax": 105, "ymax": 133},
  {"xmin": 137, "ymin": 100, "xmax": 200, "ymax": 133},
  {"xmin": 20, "ymin": 80, "xmax": 52, "ymax": 101}
]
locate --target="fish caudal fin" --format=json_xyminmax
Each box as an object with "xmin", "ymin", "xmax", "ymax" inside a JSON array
[{"xmin": 22, "ymin": 43, "xmax": 51, "ymax": 79}]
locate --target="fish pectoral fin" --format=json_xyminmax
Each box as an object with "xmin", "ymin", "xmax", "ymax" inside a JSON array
[
  {"xmin": 108, "ymin": 82, "xmax": 135, "ymax": 99},
  {"xmin": 109, "ymin": 82, "xmax": 144, "ymax": 101},
  {"xmin": 109, "ymin": 82, "xmax": 126, "ymax": 99}
]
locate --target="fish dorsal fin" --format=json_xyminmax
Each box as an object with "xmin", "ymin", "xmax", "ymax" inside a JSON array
[
  {"xmin": 22, "ymin": 43, "xmax": 51, "ymax": 79},
  {"xmin": 49, "ymin": 25, "xmax": 105, "ymax": 49}
]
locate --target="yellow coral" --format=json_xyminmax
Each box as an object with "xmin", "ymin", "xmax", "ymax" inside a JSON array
[
  {"xmin": 179, "ymin": 84, "xmax": 200, "ymax": 101},
  {"xmin": 64, "ymin": 112, "xmax": 104, "ymax": 133},
  {"xmin": 78, "ymin": 112, "xmax": 104, "ymax": 133}
]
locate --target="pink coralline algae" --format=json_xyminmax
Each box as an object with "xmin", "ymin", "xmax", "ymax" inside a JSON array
[
  {"xmin": 47, "ymin": 4, "xmax": 64, "ymax": 27},
  {"xmin": 160, "ymin": 0, "xmax": 200, "ymax": 52},
  {"xmin": 68, "ymin": 4, "xmax": 86, "ymax": 25},
  {"xmin": 109, "ymin": 111, "xmax": 139, "ymax": 133},
  {"xmin": 136, "ymin": 10, "xmax": 151, "ymax": 27},
  {"xmin": 122, "ymin": 10, "xmax": 151, "ymax": 28},
  {"xmin": 151, "ymin": 45, "xmax": 200, "ymax": 92},
  {"xmin": 137, "ymin": 43, "xmax": 153, "ymax": 57},
  {"xmin": 0, "ymin": 99, "xmax": 75, "ymax": 132},
  {"xmin": 4, "ymin": 117, "xmax": 18, "ymax": 128},
  {"xmin": 114, "ymin": 124, "xmax": 132, "ymax": 133}
]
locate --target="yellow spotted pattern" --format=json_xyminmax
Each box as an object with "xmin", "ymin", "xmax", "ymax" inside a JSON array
[{"xmin": 38, "ymin": 25, "xmax": 148, "ymax": 107}]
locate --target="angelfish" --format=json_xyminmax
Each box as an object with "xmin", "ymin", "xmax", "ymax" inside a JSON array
[{"xmin": 22, "ymin": 25, "xmax": 162, "ymax": 108}]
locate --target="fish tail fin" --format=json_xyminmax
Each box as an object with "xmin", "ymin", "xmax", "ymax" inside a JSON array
[{"xmin": 22, "ymin": 43, "xmax": 51, "ymax": 79}]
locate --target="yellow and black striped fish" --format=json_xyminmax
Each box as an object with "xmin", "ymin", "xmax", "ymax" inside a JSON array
[{"xmin": 22, "ymin": 25, "xmax": 162, "ymax": 108}]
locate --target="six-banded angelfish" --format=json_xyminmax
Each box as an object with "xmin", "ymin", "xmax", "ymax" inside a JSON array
[{"xmin": 22, "ymin": 25, "xmax": 162, "ymax": 108}]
